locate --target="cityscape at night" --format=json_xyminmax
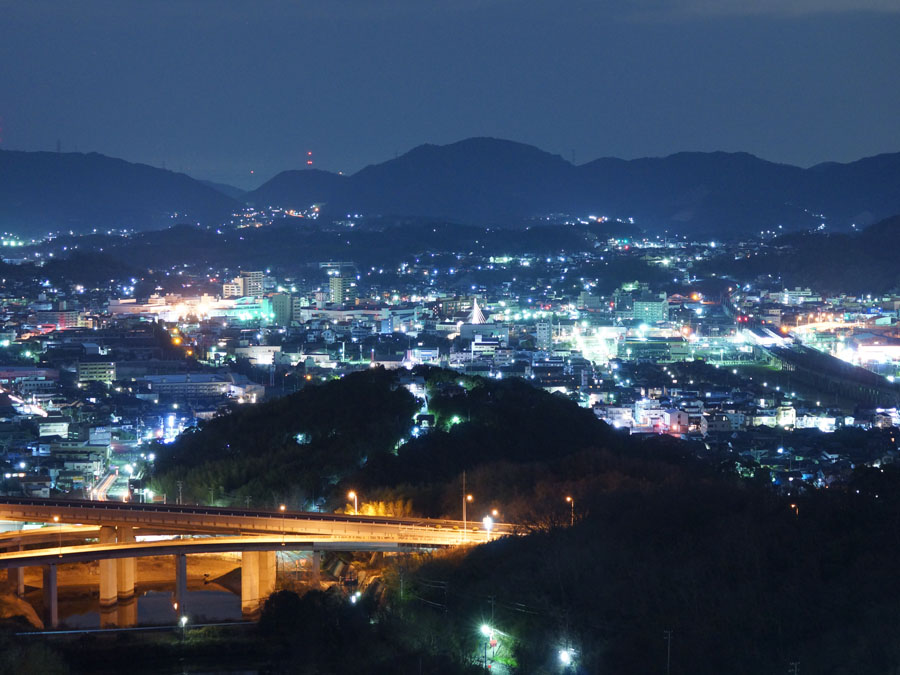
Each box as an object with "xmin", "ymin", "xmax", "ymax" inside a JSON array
[{"xmin": 1, "ymin": 1, "xmax": 900, "ymax": 673}]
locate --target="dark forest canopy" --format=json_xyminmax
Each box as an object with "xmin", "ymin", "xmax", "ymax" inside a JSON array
[
  {"xmin": 703, "ymin": 214, "xmax": 900, "ymax": 294},
  {"xmin": 144, "ymin": 366, "xmax": 900, "ymax": 673}
]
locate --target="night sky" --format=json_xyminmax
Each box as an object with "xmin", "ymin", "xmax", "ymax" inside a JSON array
[{"xmin": 1, "ymin": 0, "xmax": 898, "ymax": 187}]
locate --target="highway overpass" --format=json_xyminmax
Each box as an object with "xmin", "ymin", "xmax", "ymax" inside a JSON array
[{"xmin": 0, "ymin": 497, "xmax": 510, "ymax": 629}]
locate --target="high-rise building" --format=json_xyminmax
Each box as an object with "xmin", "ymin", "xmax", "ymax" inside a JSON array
[
  {"xmin": 271, "ymin": 293, "xmax": 293, "ymax": 326},
  {"xmin": 535, "ymin": 321, "xmax": 552, "ymax": 351},
  {"xmin": 633, "ymin": 292, "xmax": 669, "ymax": 324},
  {"xmin": 329, "ymin": 275, "xmax": 357, "ymax": 305},
  {"xmin": 240, "ymin": 271, "xmax": 264, "ymax": 297}
]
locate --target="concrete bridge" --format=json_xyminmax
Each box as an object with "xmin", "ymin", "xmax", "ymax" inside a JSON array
[{"xmin": 0, "ymin": 498, "xmax": 507, "ymax": 629}]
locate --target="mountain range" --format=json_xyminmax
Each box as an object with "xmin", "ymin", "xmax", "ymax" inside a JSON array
[
  {"xmin": 0, "ymin": 150, "xmax": 240, "ymax": 236},
  {"xmin": 2, "ymin": 138, "xmax": 899, "ymax": 236}
]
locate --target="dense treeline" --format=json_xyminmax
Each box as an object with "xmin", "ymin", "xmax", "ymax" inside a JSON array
[
  {"xmin": 145, "ymin": 366, "xmax": 900, "ymax": 673},
  {"xmin": 702, "ymin": 214, "xmax": 900, "ymax": 294},
  {"xmin": 149, "ymin": 368, "xmax": 418, "ymax": 507},
  {"xmin": 149, "ymin": 366, "xmax": 667, "ymax": 515},
  {"xmin": 382, "ymin": 466, "xmax": 900, "ymax": 674}
]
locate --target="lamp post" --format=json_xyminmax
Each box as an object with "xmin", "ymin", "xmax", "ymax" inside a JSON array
[
  {"xmin": 482, "ymin": 516, "xmax": 493, "ymax": 542},
  {"xmin": 565, "ymin": 496, "xmax": 574, "ymax": 527},
  {"xmin": 480, "ymin": 624, "xmax": 492, "ymax": 671},
  {"xmin": 53, "ymin": 515, "xmax": 61, "ymax": 557},
  {"xmin": 463, "ymin": 493, "xmax": 473, "ymax": 543},
  {"xmin": 348, "ymin": 491, "xmax": 358, "ymax": 516},
  {"xmin": 279, "ymin": 504, "xmax": 286, "ymax": 545}
]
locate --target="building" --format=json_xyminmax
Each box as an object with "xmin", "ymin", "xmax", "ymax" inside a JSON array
[
  {"xmin": 38, "ymin": 417, "xmax": 69, "ymax": 438},
  {"xmin": 77, "ymin": 360, "xmax": 116, "ymax": 386},
  {"xmin": 633, "ymin": 292, "xmax": 669, "ymax": 324},
  {"xmin": 240, "ymin": 270, "xmax": 264, "ymax": 297},
  {"xmin": 271, "ymin": 293, "xmax": 293, "ymax": 326},
  {"xmin": 329, "ymin": 275, "xmax": 357, "ymax": 305},
  {"xmin": 223, "ymin": 278, "xmax": 244, "ymax": 298},
  {"xmin": 140, "ymin": 373, "xmax": 231, "ymax": 398},
  {"xmin": 34, "ymin": 309, "xmax": 82, "ymax": 329},
  {"xmin": 137, "ymin": 372, "xmax": 264, "ymax": 401},
  {"xmin": 535, "ymin": 321, "xmax": 552, "ymax": 351}
]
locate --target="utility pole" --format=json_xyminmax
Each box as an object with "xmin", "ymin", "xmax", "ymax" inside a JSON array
[
  {"xmin": 462, "ymin": 472, "xmax": 472, "ymax": 543},
  {"xmin": 463, "ymin": 470, "xmax": 467, "ymax": 543},
  {"xmin": 664, "ymin": 630, "xmax": 672, "ymax": 675}
]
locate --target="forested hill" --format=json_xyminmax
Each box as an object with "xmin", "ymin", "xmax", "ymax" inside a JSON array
[
  {"xmin": 145, "ymin": 367, "xmax": 900, "ymax": 673},
  {"xmin": 248, "ymin": 137, "xmax": 900, "ymax": 233},
  {"xmin": 0, "ymin": 149, "xmax": 239, "ymax": 235},
  {"xmin": 703, "ymin": 213, "xmax": 900, "ymax": 294}
]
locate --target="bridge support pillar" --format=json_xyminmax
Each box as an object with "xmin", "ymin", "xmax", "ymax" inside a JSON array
[
  {"xmin": 42, "ymin": 564, "xmax": 58, "ymax": 630},
  {"xmin": 98, "ymin": 526, "xmax": 117, "ymax": 610},
  {"xmin": 241, "ymin": 550, "xmax": 276, "ymax": 619},
  {"xmin": 311, "ymin": 550, "xmax": 321, "ymax": 587},
  {"xmin": 116, "ymin": 526, "xmax": 136, "ymax": 602},
  {"xmin": 175, "ymin": 553, "xmax": 187, "ymax": 617},
  {"xmin": 241, "ymin": 551, "xmax": 261, "ymax": 619},
  {"xmin": 6, "ymin": 546, "xmax": 24, "ymax": 596},
  {"xmin": 260, "ymin": 550, "xmax": 276, "ymax": 600}
]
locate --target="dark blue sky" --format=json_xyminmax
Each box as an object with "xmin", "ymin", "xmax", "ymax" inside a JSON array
[{"xmin": 1, "ymin": 0, "xmax": 898, "ymax": 188}]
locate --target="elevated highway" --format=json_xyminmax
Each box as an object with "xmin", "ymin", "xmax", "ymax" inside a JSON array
[
  {"xmin": 0, "ymin": 535, "xmax": 428, "ymax": 569},
  {"xmin": 0, "ymin": 497, "xmax": 511, "ymax": 629},
  {"xmin": 0, "ymin": 497, "xmax": 512, "ymax": 541}
]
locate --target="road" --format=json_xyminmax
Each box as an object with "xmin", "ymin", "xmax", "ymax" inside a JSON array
[
  {"xmin": 0, "ymin": 534, "xmax": 439, "ymax": 568},
  {"xmin": 0, "ymin": 497, "xmax": 512, "ymax": 547},
  {"xmin": 92, "ymin": 472, "xmax": 117, "ymax": 501}
]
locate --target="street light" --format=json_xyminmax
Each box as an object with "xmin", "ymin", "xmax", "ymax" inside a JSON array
[
  {"xmin": 53, "ymin": 515, "xmax": 61, "ymax": 557},
  {"xmin": 180, "ymin": 614, "xmax": 188, "ymax": 641},
  {"xmin": 464, "ymin": 493, "xmax": 473, "ymax": 543},
  {"xmin": 565, "ymin": 496, "xmax": 574, "ymax": 527},
  {"xmin": 279, "ymin": 504, "xmax": 286, "ymax": 545},
  {"xmin": 480, "ymin": 625, "xmax": 494, "ymax": 671},
  {"xmin": 348, "ymin": 490, "xmax": 358, "ymax": 516},
  {"xmin": 482, "ymin": 516, "xmax": 493, "ymax": 542}
]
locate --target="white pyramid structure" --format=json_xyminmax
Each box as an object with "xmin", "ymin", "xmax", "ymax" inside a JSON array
[{"xmin": 468, "ymin": 297, "xmax": 486, "ymax": 324}]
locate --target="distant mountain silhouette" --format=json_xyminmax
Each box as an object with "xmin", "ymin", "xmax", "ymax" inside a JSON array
[
  {"xmin": 199, "ymin": 179, "xmax": 247, "ymax": 201},
  {"xmin": 4, "ymin": 140, "xmax": 898, "ymax": 236},
  {"xmin": 248, "ymin": 138, "xmax": 900, "ymax": 232},
  {"xmin": 0, "ymin": 150, "xmax": 240, "ymax": 235}
]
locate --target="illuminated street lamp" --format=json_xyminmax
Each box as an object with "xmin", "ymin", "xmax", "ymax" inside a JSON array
[
  {"xmin": 348, "ymin": 490, "xmax": 358, "ymax": 516},
  {"xmin": 480, "ymin": 624, "xmax": 492, "ymax": 670},
  {"xmin": 565, "ymin": 496, "xmax": 574, "ymax": 527},
  {"xmin": 180, "ymin": 614, "xmax": 188, "ymax": 641},
  {"xmin": 53, "ymin": 515, "xmax": 61, "ymax": 557},
  {"xmin": 464, "ymin": 493, "xmax": 473, "ymax": 543},
  {"xmin": 482, "ymin": 515, "xmax": 493, "ymax": 542},
  {"xmin": 279, "ymin": 504, "xmax": 286, "ymax": 545}
]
